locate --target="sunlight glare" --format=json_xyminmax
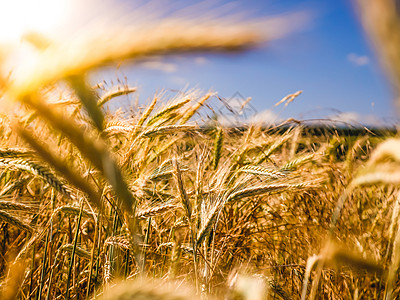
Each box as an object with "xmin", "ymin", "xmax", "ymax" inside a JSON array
[{"xmin": 0, "ymin": 0, "xmax": 70, "ymax": 42}]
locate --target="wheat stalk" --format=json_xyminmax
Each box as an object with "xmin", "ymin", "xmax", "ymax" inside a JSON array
[
  {"xmin": 357, "ymin": 0, "xmax": 400, "ymax": 110},
  {"xmin": 17, "ymin": 126, "xmax": 101, "ymax": 206},
  {"xmin": 68, "ymin": 74, "xmax": 105, "ymax": 131}
]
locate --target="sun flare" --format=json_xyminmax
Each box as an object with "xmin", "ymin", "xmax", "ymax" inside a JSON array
[{"xmin": 0, "ymin": 0, "xmax": 70, "ymax": 42}]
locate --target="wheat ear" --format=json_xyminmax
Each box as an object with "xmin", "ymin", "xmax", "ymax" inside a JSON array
[
  {"xmin": 136, "ymin": 203, "xmax": 176, "ymax": 219},
  {"xmin": 147, "ymin": 98, "xmax": 191, "ymax": 126},
  {"xmin": 0, "ymin": 201, "xmax": 32, "ymax": 212},
  {"xmin": 0, "ymin": 157, "xmax": 73, "ymax": 200},
  {"xmin": 0, "ymin": 210, "xmax": 34, "ymax": 234},
  {"xmin": 53, "ymin": 205, "xmax": 93, "ymax": 219},
  {"xmin": 226, "ymin": 183, "xmax": 310, "ymax": 203},
  {"xmin": 103, "ymin": 122, "xmax": 135, "ymax": 134},
  {"xmin": 147, "ymin": 137, "xmax": 180, "ymax": 164},
  {"xmin": 180, "ymin": 92, "xmax": 213, "ymax": 124},
  {"xmin": 97, "ymin": 86, "xmax": 137, "ymax": 107},
  {"xmin": 196, "ymin": 201, "xmax": 222, "ymax": 245},
  {"xmin": 59, "ymin": 244, "xmax": 91, "ymax": 260},
  {"xmin": 274, "ymin": 90, "xmax": 302, "ymax": 107},
  {"xmin": 0, "ymin": 148, "xmax": 33, "ymax": 158},
  {"xmin": 281, "ymin": 153, "xmax": 314, "ymax": 171},
  {"xmin": 255, "ymin": 133, "xmax": 292, "ymax": 165},
  {"xmin": 239, "ymin": 165, "xmax": 286, "ymax": 179},
  {"xmin": 172, "ymin": 158, "xmax": 192, "ymax": 220},
  {"xmin": 212, "ymin": 127, "xmax": 223, "ymax": 170},
  {"xmin": 21, "ymin": 94, "xmax": 136, "ymax": 216},
  {"xmin": 104, "ymin": 236, "xmax": 131, "ymax": 250},
  {"xmin": 142, "ymin": 125, "xmax": 196, "ymax": 138}
]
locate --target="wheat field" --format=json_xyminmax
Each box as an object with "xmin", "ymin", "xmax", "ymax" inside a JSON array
[{"xmin": 0, "ymin": 1, "xmax": 400, "ymax": 299}]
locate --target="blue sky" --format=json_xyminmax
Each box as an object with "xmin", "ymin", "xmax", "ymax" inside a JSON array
[
  {"xmin": 91, "ymin": 0, "xmax": 395, "ymax": 125},
  {"xmin": 0, "ymin": 0, "xmax": 394, "ymax": 125}
]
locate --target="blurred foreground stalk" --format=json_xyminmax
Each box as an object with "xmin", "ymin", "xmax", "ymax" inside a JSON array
[{"xmin": 357, "ymin": 0, "xmax": 400, "ymax": 113}]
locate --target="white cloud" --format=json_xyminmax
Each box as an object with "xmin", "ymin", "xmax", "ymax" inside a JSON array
[
  {"xmin": 347, "ymin": 53, "xmax": 369, "ymax": 66},
  {"xmin": 216, "ymin": 115, "xmax": 238, "ymax": 127},
  {"xmin": 169, "ymin": 76, "xmax": 188, "ymax": 86},
  {"xmin": 138, "ymin": 60, "xmax": 177, "ymax": 73},
  {"xmin": 328, "ymin": 111, "xmax": 385, "ymax": 126},
  {"xmin": 330, "ymin": 111, "xmax": 360, "ymax": 123},
  {"xmin": 248, "ymin": 109, "xmax": 281, "ymax": 125},
  {"xmin": 214, "ymin": 110, "xmax": 280, "ymax": 127},
  {"xmin": 194, "ymin": 56, "xmax": 208, "ymax": 65}
]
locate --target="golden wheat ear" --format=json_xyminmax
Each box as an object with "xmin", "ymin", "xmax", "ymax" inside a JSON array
[
  {"xmin": 0, "ymin": 210, "xmax": 34, "ymax": 234},
  {"xmin": 97, "ymin": 86, "xmax": 137, "ymax": 107},
  {"xmin": 212, "ymin": 127, "xmax": 223, "ymax": 170}
]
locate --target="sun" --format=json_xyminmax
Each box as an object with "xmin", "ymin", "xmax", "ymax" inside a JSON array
[{"xmin": 0, "ymin": 0, "xmax": 71, "ymax": 42}]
